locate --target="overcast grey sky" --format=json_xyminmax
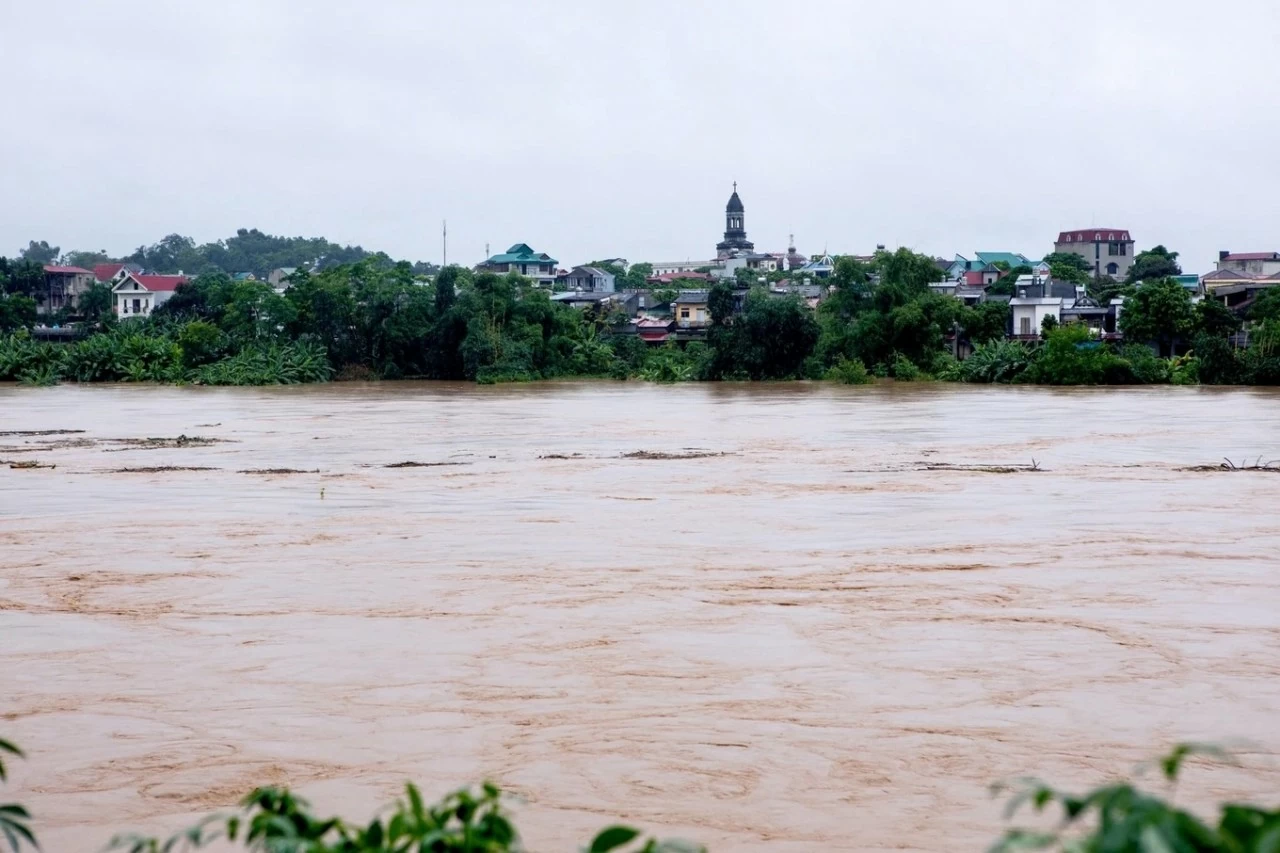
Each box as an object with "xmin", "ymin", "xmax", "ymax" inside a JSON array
[{"xmin": 4, "ymin": 0, "xmax": 1278, "ymax": 271}]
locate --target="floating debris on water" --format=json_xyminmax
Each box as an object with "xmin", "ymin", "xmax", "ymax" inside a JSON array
[
  {"xmin": 1180, "ymin": 457, "xmax": 1279, "ymax": 473},
  {"xmin": 109, "ymin": 466, "xmax": 220, "ymax": 473},
  {"xmin": 622, "ymin": 450, "xmax": 729, "ymax": 460},
  {"xmin": 0, "ymin": 429, "xmax": 85, "ymax": 437}
]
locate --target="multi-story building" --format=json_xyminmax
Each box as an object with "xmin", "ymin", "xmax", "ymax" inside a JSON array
[
  {"xmin": 1054, "ymin": 229, "xmax": 1136, "ymax": 279},
  {"xmin": 1215, "ymin": 251, "xmax": 1280, "ymax": 277},
  {"xmin": 40, "ymin": 265, "xmax": 96, "ymax": 314},
  {"xmin": 477, "ymin": 243, "xmax": 559, "ymax": 286}
]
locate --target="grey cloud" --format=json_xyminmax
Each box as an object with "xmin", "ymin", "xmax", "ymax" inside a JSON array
[{"xmin": 3, "ymin": 0, "xmax": 1279, "ymax": 271}]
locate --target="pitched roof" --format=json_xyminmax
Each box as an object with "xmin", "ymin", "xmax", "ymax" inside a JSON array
[
  {"xmin": 484, "ymin": 243, "xmax": 558, "ymax": 265},
  {"xmin": 93, "ymin": 263, "xmax": 126, "ymax": 281},
  {"xmin": 116, "ymin": 273, "xmax": 189, "ymax": 292},
  {"xmin": 974, "ymin": 252, "xmax": 1030, "ymax": 267},
  {"xmin": 1202, "ymin": 268, "xmax": 1260, "ymax": 281},
  {"xmin": 43, "ymin": 265, "xmax": 93, "ymax": 275},
  {"xmin": 1057, "ymin": 229, "xmax": 1132, "ymax": 244},
  {"xmin": 1222, "ymin": 252, "xmax": 1280, "ymax": 261},
  {"xmin": 674, "ymin": 290, "xmax": 711, "ymax": 304},
  {"xmin": 726, "ymin": 190, "xmax": 744, "ymax": 213}
]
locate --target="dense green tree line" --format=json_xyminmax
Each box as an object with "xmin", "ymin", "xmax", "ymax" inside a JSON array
[
  {"xmin": 1, "ymin": 246, "xmax": 1275, "ymax": 387},
  {"xmin": 7, "ymin": 229, "xmax": 444, "ymax": 280}
]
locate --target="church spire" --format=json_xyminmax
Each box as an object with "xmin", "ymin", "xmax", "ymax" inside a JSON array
[{"xmin": 717, "ymin": 183, "xmax": 753, "ymax": 259}]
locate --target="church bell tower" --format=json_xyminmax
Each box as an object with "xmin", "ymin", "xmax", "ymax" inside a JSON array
[{"xmin": 716, "ymin": 182, "xmax": 755, "ymax": 259}]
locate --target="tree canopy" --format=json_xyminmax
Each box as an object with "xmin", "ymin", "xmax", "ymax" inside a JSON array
[
  {"xmin": 1118, "ymin": 278, "xmax": 1195, "ymax": 356},
  {"xmin": 1126, "ymin": 245, "xmax": 1182, "ymax": 284}
]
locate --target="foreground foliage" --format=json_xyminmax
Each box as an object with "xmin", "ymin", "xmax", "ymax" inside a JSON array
[
  {"xmin": 106, "ymin": 784, "xmax": 700, "ymax": 853},
  {"xmin": 4, "ymin": 736, "xmax": 1279, "ymax": 852},
  {"xmin": 992, "ymin": 744, "xmax": 1280, "ymax": 852}
]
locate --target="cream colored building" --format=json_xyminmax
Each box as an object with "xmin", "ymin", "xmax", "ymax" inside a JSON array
[{"xmin": 1054, "ymin": 229, "xmax": 1136, "ymax": 279}]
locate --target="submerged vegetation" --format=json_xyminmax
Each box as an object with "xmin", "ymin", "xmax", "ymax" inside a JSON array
[{"xmin": 1, "ymin": 246, "xmax": 1273, "ymax": 387}]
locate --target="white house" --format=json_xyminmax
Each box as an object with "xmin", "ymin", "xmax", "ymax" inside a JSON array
[
  {"xmin": 113, "ymin": 272, "xmax": 189, "ymax": 319},
  {"xmin": 1008, "ymin": 275, "xmax": 1082, "ymax": 338}
]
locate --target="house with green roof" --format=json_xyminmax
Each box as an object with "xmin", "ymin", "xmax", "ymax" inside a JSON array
[
  {"xmin": 945, "ymin": 252, "xmax": 1036, "ymax": 280},
  {"xmin": 478, "ymin": 243, "xmax": 560, "ymax": 287}
]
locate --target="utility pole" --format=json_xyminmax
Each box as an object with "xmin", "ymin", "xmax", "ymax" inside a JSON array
[{"xmin": 442, "ymin": 220, "xmax": 448, "ymax": 268}]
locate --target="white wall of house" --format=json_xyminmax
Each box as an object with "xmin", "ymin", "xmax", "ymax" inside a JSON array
[
  {"xmin": 652, "ymin": 261, "xmax": 714, "ymax": 276},
  {"xmin": 1010, "ymin": 299, "xmax": 1062, "ymax": 336}
]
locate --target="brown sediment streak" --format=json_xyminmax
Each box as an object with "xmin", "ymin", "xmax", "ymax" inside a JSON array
[{"xmin": 2, "ymin": 382, "xmax": 1279, "ymax": 852}]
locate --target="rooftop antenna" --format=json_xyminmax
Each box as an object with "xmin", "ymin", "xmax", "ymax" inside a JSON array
[{"xmin": 442, "ymin": 220, "xmax": 448, "ymax": 267}]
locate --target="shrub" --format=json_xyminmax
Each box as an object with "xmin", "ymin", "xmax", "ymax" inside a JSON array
[
  {"xmin": 177, "ymin": 321, "xmax": 229, "ymax": 369},
  {"xmin": 826, "ymin": 357, "xmax": 872, "ymax": 385},
  {"xmin": 0, "ymin": 333, "xmax": 66, "ymax": 383},
  {"xmin": 889, "ymin": 352, "xmax": 923, "ymax": 381},
  {"xmin": 195, "ymin": 341, "xmax": 332, "ymax": 386},
  {"xmin": 957, "ymin": 340, "xmax": 1035, "ymax": 384},
  {"xmin": 1026, "ymin": 324, "xmax": 1124, "ymax": 385},
  {"xmin": 1119, "ymin": 344, "xmax": 1171, "ymax": 384}
]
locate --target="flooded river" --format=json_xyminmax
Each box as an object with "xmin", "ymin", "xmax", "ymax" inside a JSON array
[{"xmin": 2, "ymin": 382, "xmax": 1279, "ymax": 851}]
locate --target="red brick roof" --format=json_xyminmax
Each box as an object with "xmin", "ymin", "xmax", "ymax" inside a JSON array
[
  {"xmin": 1222, "ymin": 252, "xmax": 1280, "ymax": 261},
  {"xmin": 43, "ymin": 265, "xmax": 93, "ymax": 275},
  {"xmin": 93, "ymin": 263, "xmax": 126, "ymax": 281},
  {"xmin": 121, "ymin": 273, "xmax": 189, "ymax": 292},
  {"xmin": 1057, "ymin": 229, "xmax": 1131, "ymax": 244}
]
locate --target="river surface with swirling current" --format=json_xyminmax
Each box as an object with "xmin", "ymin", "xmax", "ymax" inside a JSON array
[{"xmin": 3, "ymin": 382, "xmax": 1279, "ymax": 851}]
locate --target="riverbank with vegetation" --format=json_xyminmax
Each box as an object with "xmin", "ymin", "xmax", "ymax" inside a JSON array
[{"xmin": 3, "ymin": 246, "xmax": 1278, "ymax": 388}]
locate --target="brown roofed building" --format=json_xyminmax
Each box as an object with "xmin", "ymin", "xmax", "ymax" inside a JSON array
[{"xmin": 1216, "ymin": 251, "xmax": 1280, "ymax": 277}]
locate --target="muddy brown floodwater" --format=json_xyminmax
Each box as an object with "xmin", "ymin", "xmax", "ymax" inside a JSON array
[{"xmin": 3, "ymin": 382, "xmax": 1280, "ymax": 851}]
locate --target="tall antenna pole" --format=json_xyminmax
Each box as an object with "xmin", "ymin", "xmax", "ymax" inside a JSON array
[{"xmin": 442, "ymin": 220, "xmax": 448, "ymax": 268}]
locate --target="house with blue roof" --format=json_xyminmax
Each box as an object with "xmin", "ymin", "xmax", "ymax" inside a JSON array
[
  {"xmin": 797, "ymin": 253, "xmax": 835, "ymax": 279},
  {"xmin": 478, "ymin": 243, "xmax": 560, "ymax": 287}
]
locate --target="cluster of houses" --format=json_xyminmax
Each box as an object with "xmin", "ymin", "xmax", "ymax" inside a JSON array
[
  {"xmin": 472, "ymin": 191, "xmax": 1270, "ymax": 345},
  {"xmin": 35, "ymin": 262, "xmax": 301, "ymax": 321},
  {"xmin": 30, "ymin": 187, "xmax": 1277, "ymax": 345}
]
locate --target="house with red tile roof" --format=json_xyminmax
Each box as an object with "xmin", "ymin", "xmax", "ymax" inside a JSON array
[
  {"xmin": 93, "ymin": 262, "xmax": 143, "ymax": 284},
  {"xmin": 112, "ymin": 272, "xmax": 189, "ymax": 319},
  {"xmin": 1053, "ymin": 229, "xmax": 1135, "ymax": 280}
]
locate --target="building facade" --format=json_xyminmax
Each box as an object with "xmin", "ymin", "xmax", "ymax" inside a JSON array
[
  {"xmin": 112, "ymin": 273, "xmax": 189, "ymax": 319},
  {"xmin": 40, "ymin": 265, "xmax": 96, "ymax": 314},
  {"xmin": 1054, "ymin": 229, "xmax": 1136, "ymax": 279},
  {"xmin": 563, "ymin": 266, "xmax": 616, "ymax": 293},
  {"xmin": 1216, "ymin": 251, "xmax": 1280, "ymax": 277},
  {"xmin": 478, "ymin": 243, "xmax": 559, "ymax": 286}
]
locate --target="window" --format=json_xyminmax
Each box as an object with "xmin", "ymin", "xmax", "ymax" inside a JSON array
[
  {"xmin": 1121, "ymin": 243, "xmax": 1128, "ymax": 256},
  {"xmin": 132, "ymin": 298, "xmax": 141, "ymax": 314},
  {"xmin": 1109, "ymin": 242, "xmax": 1119, "ymax": 256},
  {"xmin": 1107, "ymin": 263, "xmax": 1119, "ymax": 276},
  {"xmin": 680, "ymin": 308, "xmax": 690, "ymax": 319},
  {"xmin": 1020, "ymin": 317, "xmax": 1031, "ymax": 335}
]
